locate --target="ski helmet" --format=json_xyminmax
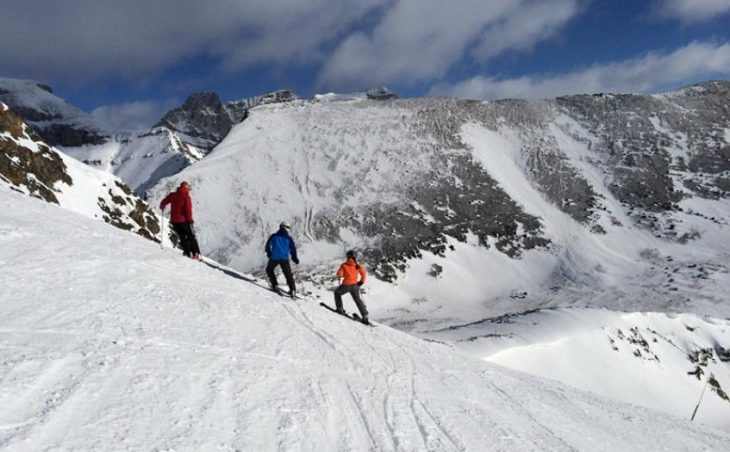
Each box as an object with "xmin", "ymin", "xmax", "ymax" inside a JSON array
[
  {"xmin": 280, "ymin": 221, "xmax": 291, "ymax": 229},
  {"xmin": 346, "ymin": 250, "xmax": 357, "ymax": 259}
]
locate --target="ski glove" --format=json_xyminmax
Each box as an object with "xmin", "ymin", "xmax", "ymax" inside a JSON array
[
  {"xmin": 190, "ymin": 224, "xmax": 196, "ymax": 235},
  {"xmin": 292, "ymin": 257, "xmax": 300, "ymax": 265},
  {"xmin": 357, "ymin": 281, "xmax": 364, "ymax": 286}
]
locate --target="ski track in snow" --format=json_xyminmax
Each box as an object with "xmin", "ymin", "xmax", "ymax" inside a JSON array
[{"xmin": 1, "ymin": 187, "xmax": 730, "ymax": 451}]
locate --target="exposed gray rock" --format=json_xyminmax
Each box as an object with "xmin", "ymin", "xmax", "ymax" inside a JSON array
[
  {"xmin": 225, "ymin": 90, "xmax": 298, "ymax": 123},
  {"xmin": 155, "ymin": 91, "xmax": 234, "ymax": 151},
  {"xmin": 367, "ymin": 87, "xmax": 398, "ymax": 100}
]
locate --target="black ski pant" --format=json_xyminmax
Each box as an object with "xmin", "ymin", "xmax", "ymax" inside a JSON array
[
  {"xmin": 266, "ymin": 260, "xmax": 296, "ymax": 292},
  {"xmin": 334, "ymin": 285, "xmax": 368, "ymax": 319},
  {"xmin": 171, "ymin": 222, "xmax": 201, "ymax": 257}
]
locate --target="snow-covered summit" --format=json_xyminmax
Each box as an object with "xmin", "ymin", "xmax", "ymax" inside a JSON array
[
  {"xmin": 0, "ymin": 77, "xmax": 107, "ymax": 146},
  {"xmin": 1, "ymin": 185, "xmax": 728, "ymax": 451}
]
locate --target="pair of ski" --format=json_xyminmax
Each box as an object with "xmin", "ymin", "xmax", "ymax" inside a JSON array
[
  {"xmin": 319, "ymin": 303, "xmax": 374, "ymax": 327},
  {"xmin": 269, "ymin": 287, "xmax": 304, "ymax": 300}
]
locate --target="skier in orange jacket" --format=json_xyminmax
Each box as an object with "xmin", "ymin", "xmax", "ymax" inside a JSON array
[{"xmin": 334, "ymin": 250, "xmax": 369, "ymax": 325}]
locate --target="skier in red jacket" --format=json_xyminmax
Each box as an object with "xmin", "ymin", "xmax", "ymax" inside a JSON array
[{"xmin": 160, "ymin": 181, "xmax": 201, "ymax": 260}]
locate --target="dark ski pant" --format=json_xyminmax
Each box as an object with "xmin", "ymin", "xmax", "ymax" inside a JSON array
[
  {"xmin": 171, "ymin": 222, "xmax": 200, "ymax": 257},
  {"xmin": 334, "ymin": 285, "xmax": 368, "ymax": 320},
  {"xmin": 266, "ymin": 259, "xmax": 296, "ymax": 292}
]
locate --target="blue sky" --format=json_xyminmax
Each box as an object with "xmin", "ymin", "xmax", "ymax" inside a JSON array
[{"xmin": 1, "ymin": 0, "xmax": 729, "ymax": 130}]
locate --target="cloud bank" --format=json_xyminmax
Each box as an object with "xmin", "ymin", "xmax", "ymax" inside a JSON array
[
  {"xmin": 1, "ymin": 0, "xmax": 727, "ymax": 105},
  {"xmin": 0, "ymin": 0, "xmax": 388, "ymax": 82},
  {"xmin": 0, "ymin": 0, "xmax": 582, "ymax": 92},
  {"xmin": 317, "ymin": 0, "xmax": 583, "ymax": 90},
  {"xmin": 429, "ymin": 41, "xmax": 730, "ymax": 100},
  {"xmin": 656, "ymin": 0, "xmax": 730, "ymax": 22}
]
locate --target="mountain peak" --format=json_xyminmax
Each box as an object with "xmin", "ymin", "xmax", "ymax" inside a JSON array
[
  {"xmin": 154, "ymin": 91, "xmax": 233, "ymax": 151},
  {"xmin": 181, "ymin": 91, "xmax": 224, "ymax": 111}
]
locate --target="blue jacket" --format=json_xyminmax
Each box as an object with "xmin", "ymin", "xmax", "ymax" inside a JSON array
[{"xmin": 265, "ymin": 228, "xmax": 298, "ymax": 262}]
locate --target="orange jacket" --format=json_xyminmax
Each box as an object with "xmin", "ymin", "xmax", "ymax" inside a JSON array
[{"xmin": 337, "ymin": 258, "xmax": 366, "ymax": 285}]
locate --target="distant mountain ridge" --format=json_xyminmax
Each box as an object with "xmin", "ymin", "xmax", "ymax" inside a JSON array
[{"xmin": 0, "ymin": 78, "xmax": 107, "ymax": 146}]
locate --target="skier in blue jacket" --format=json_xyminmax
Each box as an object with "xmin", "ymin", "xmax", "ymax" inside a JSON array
[{"xmin": 265, "ymin": 221, "xmax": 299, "ymax": 297}]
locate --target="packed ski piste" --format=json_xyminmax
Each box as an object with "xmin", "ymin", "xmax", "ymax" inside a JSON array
[{"xmin": 3, "ymin": 184, "xmax": 730, "ymax": 451}]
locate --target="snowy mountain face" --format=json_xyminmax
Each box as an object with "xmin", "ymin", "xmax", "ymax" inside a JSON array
[
  {"xmin": 59, "ymin": 90, "xmax": 298, "ymax": 195},
  {"xmin": 153, "ymin": 81, "xmax": 730, "ymax": 307},
  {"xmin": 149, "ymin": 81, "xmax": 730, "ymax": 425},
  {"xmin": 2, "ymin": 186, "xmax": 729, "ymax": 451},
  {"xmin": 0, "ymin": 102, "xmax": 162, "ymax": 241},
  {"xmin": 0, "ymin": 77, "xmax": 107, "ymax": 146},
  {"xmin": 61, "ymin": 127, "xmax": 206, "ymax": 195}
]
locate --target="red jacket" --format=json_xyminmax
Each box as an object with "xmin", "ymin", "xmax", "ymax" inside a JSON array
[
  {"xmin": 160, "ymin": 186, "xmax": 194, "ymax": 224},
  {"xmin": 337, "ymin": 258, "xmax": 366, "ymax": 285}
]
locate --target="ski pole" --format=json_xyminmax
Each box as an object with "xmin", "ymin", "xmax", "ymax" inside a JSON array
[
  {"xmin": 690, "ymin": 373, "xmax": 710, "ymax": 422},
  {"xmin": 159, "ymin": 207, "xmax": 166, "ymax": 249}
]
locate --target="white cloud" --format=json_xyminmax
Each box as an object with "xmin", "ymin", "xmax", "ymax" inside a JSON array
[
  {"xmin": 91, "ymin": 99, "xmax": 177, "ymax": 131},
  {"xmin": 317, "ymin": 0, "xmax": 583, "ymax": 90},
  {"xmin": 656, "ymin": 0, "xmax": 730, "ymax": 22},
  {"xmin": 471, "ymin": 0, "xmax": 583, "ymax": 61},
  {"xmin": 429, "ymin": 41, "xmax": 730, "ymax": 100}
]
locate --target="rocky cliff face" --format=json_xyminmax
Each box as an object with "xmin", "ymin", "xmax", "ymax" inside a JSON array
[
  {"xmin": 0, "ymin": 102, "xmax": 162, "ymax": 242},
  {"xmin": 155, "ymin": 92, "xmax": 234, "ymax": 151}
]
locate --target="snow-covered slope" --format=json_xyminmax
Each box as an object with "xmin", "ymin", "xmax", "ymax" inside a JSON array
[
  {"xmin": 0, "ymin": 102, "xmax": 161, "ymax": 241},
  {"xmin": 1, "ymin": 186, "xmax": 728, "ymax": 451},
  {"xmin": 147, "ymin": 83, "xmax": 730, "ymax": 425},
  {"xmin": 427, "ymin": 308, "xmax": 730, "ymax": 428},
  {"xmin": 0, "ymin": 77, "xmax": 106, "ymax": 146}
]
